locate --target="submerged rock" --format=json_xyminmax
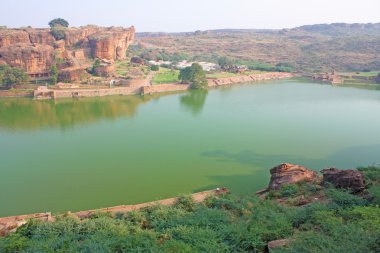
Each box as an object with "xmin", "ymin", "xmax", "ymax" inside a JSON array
[
  {"xmin": 321, "ymin": 168, "xmax": 365, "ymax": 193},
  {"xmin": 268, "ymin": 163, "xmax": 319, "ymax": 190}
]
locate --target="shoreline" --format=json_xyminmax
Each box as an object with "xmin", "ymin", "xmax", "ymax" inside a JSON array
[
  {"xmin": 0, "ymin": 188, "xmax": 229, "ymax": 237},
  {"xmin": 0, "ymin": 72, "xmax": 295, "ymax": 99}
]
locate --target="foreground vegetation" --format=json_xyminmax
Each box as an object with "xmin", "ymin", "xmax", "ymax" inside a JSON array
[{"xmin": 1, "ymin": 166, "xmax": 379, "ymax": 252}]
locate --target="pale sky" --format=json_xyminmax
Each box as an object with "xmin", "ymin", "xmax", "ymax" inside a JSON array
[{"xmin": 1, "ymin": 0, "xmax": 379, "ymax": 32}]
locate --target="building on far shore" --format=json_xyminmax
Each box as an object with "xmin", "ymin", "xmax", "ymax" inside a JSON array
[{"xmin": 149, "ymin": 60, "xmax": 219, "ymax": 72}]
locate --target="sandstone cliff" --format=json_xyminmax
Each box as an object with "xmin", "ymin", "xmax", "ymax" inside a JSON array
[{"xmin": 0, "ymin": 26, "xmax": 135, "ymax": 78}]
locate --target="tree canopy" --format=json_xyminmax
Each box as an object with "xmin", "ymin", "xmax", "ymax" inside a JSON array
[
  {"xmin": 218, "ymin": 56, "xmax": 235, "ymax": 69},
  {"xmin": 179, "ymin": 63, "xmax": 208, "ymax": 90},
  {"xmin": 48, "ymin": 18, "xmax": 69, "ymax": 28},
  {"xmin": 0, "ymin": 65, "xmax": 29, "ymax": 87}
]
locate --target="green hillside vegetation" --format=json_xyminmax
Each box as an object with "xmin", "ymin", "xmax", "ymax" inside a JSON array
[{"xmin": 1, "ymin": 166, "xmax": 379, "ymax": 253}]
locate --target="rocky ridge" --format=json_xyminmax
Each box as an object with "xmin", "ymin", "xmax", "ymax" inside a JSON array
[{"xmin": 0, "ymin": 26, "xmax": 135, "ymax": 81}]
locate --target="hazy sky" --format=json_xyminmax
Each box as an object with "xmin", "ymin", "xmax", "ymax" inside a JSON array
[{"xmin": 2, "ymin": 0, "xmax": 379, "ymax": 32}]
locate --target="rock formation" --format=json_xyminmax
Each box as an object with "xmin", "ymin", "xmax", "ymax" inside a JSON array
[
  {"xmin": 321, "ymin": 168, "xmax": 365, "ymax": 193},
  {"xmin": 0, "ymin": 25, "xmax": 135, "ymax": 81},
  {"xmin": 268, "ymin": 163, "xmax": 319, "ymax": 190}
]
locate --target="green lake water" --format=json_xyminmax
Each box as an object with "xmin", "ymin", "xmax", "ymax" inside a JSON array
[{"xmin": 1, "ymin": 79, "xmax": 380, "ymax": 216}]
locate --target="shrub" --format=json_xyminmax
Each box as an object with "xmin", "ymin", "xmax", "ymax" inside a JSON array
[
  {"xmin": 150, "ymin": 65, "xmax": 159, "ymax": 71},
  {"xmin": 279, "ymin": 184, "xmax": 300, "ymax": 197},
  {"xmin": 325, "ymin": 188, "xmax": 368, "ymax": 208},
  {"xmin": 174, "ymin": 195, "xmax": 195, "ymax": 212}
]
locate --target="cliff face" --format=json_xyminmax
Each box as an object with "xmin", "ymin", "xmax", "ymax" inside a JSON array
[
  {"xmin": 89, "ymin": 27, "xmax": 135, "ymax": 60},
  {"xmin": 0, "ymin": 26, "xmax": 135, "ymax": 75}
]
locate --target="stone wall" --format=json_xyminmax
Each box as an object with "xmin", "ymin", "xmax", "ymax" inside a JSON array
[
  {"xmin": 141, "ymin": 83, "xmax": 190, "ymax": 95},
  {"xmin": 208, "ymin": 72, "xmax": 294, "ymax": 87}
]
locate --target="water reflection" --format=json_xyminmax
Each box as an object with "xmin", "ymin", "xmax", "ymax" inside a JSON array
[
  {"xmin": 179, "ymin": 90, "xmax": 208, "ymax": 116},
  {"xmin": 0, "ymin": 95, "xmax": 161, "ymax": 131}
]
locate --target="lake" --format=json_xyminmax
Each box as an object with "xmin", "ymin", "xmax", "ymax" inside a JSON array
[{"xmin": 1, "ymin": 79, "xmax": 380, "ymax": 217}]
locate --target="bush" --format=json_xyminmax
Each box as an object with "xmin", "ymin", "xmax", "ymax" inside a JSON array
[
  {"xmin": 325, "ymin": 188, "xmax": 368, "ymax": 208},
  {"xmin": 150, "ymin": 65, "xmax": 159, "ymax": 71},
  {"xmin": 175, "ymin": 195, "xmax": 195, "ymax": 212}
]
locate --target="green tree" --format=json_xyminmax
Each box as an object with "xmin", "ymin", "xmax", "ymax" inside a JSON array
[
  {"xmin": 48, "ymin": 18, "xmax": 69, "ymax": 28},
  {"xmin": 179, "ymin": 63, "xmax": 208, "ymax": 90},
  {"xmin": 50, "ymin": 64, "xmax": 59, "ymax": 85},
  {"xmin": 150, "ymin": 65, "xmax": 159, "ymax": 71},
  {"xmin": 0, "ymin": 65, "xmax": 29, "ymax": 87},
  {"xmin": 91, "ymin": 59, "xmax": 101, "ymax": 75},
  {"xmin": 218, "ymin": 56, "xmax": 234, "ymax": 69},
  {"xmin": 50, "ymin": 27, "xmax": 65, "ymax": 40}
]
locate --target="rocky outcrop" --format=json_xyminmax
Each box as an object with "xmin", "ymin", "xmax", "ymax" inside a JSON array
[
  {"xmin": 268, "ymin": 163, "xmax": 319, "ymax": 190},
  {"xmin": 58, "ymin": 68, "xmax": 90, "ymax": 82},
  {"xmin": 0, "ymin": 26, "xmax": 135, "ymax": 77},
  {"xmin": 0, "ymin": 44, "xmax": 55, "ymax": 73},
  {"xmin": 89, "ymin": 27, "xmax": 135, "ymax": 61},
  {"xmin": 0, "ymin": 29, "xmax": 30, "ymax": 47},
  {"xmin": 321, "ymin": 168, "xmax": 365, "ymax": 193},
  {"xmin": 94, "ymin": 65, "xmax": 115, "ymax": 77}
]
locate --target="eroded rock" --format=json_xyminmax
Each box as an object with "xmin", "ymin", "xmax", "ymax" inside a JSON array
[
  {"xmin": 268, "ymin": 163, "xmax": 319, "ymax": 190},
  {"xmin": 321, "ymin": 168, "xmax": 365, "ymax": 193},
  {"xmin": 0, "ymin": 26, "xmax": 135, "ymax": 76}
]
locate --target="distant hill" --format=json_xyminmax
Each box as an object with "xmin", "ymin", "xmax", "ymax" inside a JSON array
[
  {"xmin": 294, "ymin": 22, "xmax": 380, "ymax": 36},
  {"xmin": 136, "ymin": 22, "xmax": 380, "ymax": 72}
]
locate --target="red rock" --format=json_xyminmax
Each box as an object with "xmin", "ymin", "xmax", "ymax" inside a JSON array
[
  {"xmin": 0, "ymin": 43, "xmax": 55, "ymax": 73},
  {"xmin": 0, "ymin": 26, "xmax": 135, "ymax": 77},
  {"xmin": 321, "ymin": 168, "xmax": 365, "ymax": 193},
  {"xmin": 58, "ymin": 68, "xmax": 90, "ymax": 82},
  {"xmin": 268, "ymin": 163, "xmax": 319, "ymax": 190},
  {"xmin": 94, "ymin": 65, "xmax": 115, "ymax": 77}
]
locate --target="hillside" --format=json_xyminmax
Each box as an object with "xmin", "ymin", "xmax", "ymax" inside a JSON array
[{"xmin": 135, "ymin": 22, "xmax": 380, "ymax": 73}]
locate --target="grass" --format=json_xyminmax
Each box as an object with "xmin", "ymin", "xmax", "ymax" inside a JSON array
[
  {"xmin": 355, "ymin": 71, "xmax": 379, "ymax": 77},
  {"xmin": 152, "ymin": 67, "xmax": 180, "ymax": 84}
]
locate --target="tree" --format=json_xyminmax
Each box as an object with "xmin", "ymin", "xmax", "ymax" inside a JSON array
[
  {"xmin": 48, "ymin": 18, "xmax": 69, "ymax": 28},
  {"xmin": 150, "ymin": 65, "xmax": 159, "ymax": 71},
  {"xmin": 50, "ymin": 64, "xmax": 59, "ymax": 85},
  {"xmin": 91, "ymin": 59, "xmax": 101, "ymax": 74},
  {"xmin": 179, "ymin": 63, "xmax": 208, "ymax": 90},
  {"xmin": 376, "ymin": 73, "xmax": 380, "ymax": 84},
  {"xmin": 218, "ymin": 56, "xmax": 234, "ymax": 69},
  {"xmin": 50, "ymin": 27, "xmax": 66, "ymax": 40},
  {"xmin": 0, "ymin": 65, "xmax": 29, "ymax": 87}
]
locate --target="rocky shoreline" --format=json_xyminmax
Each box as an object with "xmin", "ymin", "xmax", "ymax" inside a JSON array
[{"xmin": 29, "ymin": 71, "xmax": 294, "ymax": 99}]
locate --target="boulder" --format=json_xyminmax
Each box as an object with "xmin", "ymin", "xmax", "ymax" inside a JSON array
[
  {"xmin": 267, "ymin": 239, "xmax": 290, "ymax": 251},
  {"xmin": 268, "ymin": 163, "xmax": 319, "ymax": 190},
  {"xmin": 321, "ymin": 168, "xmax": 365, "ymax": 193}
]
